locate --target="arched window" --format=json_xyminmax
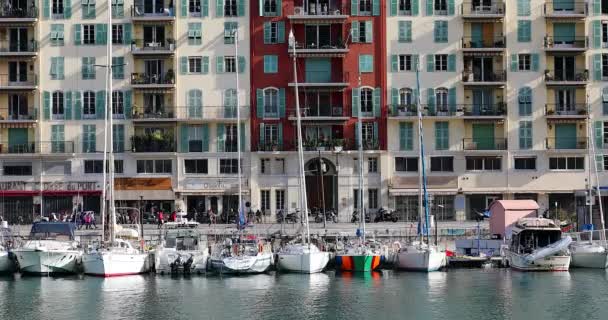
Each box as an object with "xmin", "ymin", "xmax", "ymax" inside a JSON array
[
  {"xmin": 83, "ymin": 91, "xmax": 96, "ymax": 118},
  {"xmin": 435, "ymin": 87, "xmax": 448, "ymax": 111},
  {"xmin": 360, "ymin": 87, "xmax": 373, "ymax": 113},
  {"xmin": 264, "ymin": 88, "xmax": 278, "ymax": 116},
  {"xmin": 399, "ymin": 88, "xmax": 413, "ymax": 106},
  {"xmin": 518, "ymin": 87, "xmax": 532, "ymax": 116},
  {"xmin": 187, "ymin": 89, "xmax": 203, "ymax": 118},
  {"xmin": 52, "ymin": 91, "xmax": 64, "ymax": 119}
]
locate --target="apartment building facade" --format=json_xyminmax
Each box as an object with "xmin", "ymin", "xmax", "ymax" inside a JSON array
[{"xmin": 0, "ymin": 0, "xmax": 606, "ymax": 224}]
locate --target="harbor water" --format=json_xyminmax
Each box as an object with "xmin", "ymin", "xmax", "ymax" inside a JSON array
[{"xmin": 2, "ymin": 269, "xmax": 608, "ymax": 320}]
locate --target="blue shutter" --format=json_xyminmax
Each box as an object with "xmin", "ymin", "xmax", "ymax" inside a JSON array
[
  {"xmin": 181, "ymin": 0, "xmax": 188, "ymax": 17},
  {"xmin": 180, "ymin": 56, "xmax": 188, "ymax": 74},
  {"xmin": 510, "ymin": 54, "xmax": 519, "ymax": 72},
  {"xmin": 448, "ymin": 88, "xmax": 456, "ymax": 112},
  {"xmin": 256, "ymin": 89, "xmax": 265, "ymax": 118},
  {"xmin": 447, "ymin": 54, "xmax": 456, "ymax": 72},
  {"xmin": 74, "ymin": 91, "xmax": 82, "ymax": 120},
  {"xmin": 277, "ymin": 22, "xmax": 285, "ymax": 43},
  {"xmin": 518, "ymin": 20, "xmax": 531, "ymax": 42},
  {"xmin": 43, "ymin": 91, "xmax": 50, "ymax": 120},
  {"xmin": 412, "ymin": 0, "xmax": 419, "ymax": 15},
  {"xmin": 448, "ymin": 0, "xmax": 455, "ymax": 15},
  {"xmin": 43, "ymin": 0, "xmax": 50, "ymax": 18},
  {"xmin": 391, "ymin": 55, "xmax": 398, "ymax": 72},
  {"xmin": 595, "ymin": 121, "xmax": 604, "ymax": 148},
  {"xmin": 74, "ymin": 24, "xmax": 81, "ymax": 45},
  {"xmin": 64, "ymin": 91, "xmax": 72, "ymax": 120},
  {"xmin": 594, "ymin": 0, "xmax": 601, "ymax": 15},
  {"xmin": 202, "ymin": 125, "xmax": 210, "ymax": 152},
  {"xmin": 351, "ymin": 0, "xmax": 358, "ymax": 15},
  {"xmin": 238, "ymin": 56, "xmax": 246, "ymax": 73},
  {"xmin": 595, "ymin": 54, "xmax": 603, "ymax": 80},
  {"xmin": 426, "ymin": 0, "xmax": 433, "ymax": 15},
  {"xmin": 351, "ymin": 22, "xmax": 359, "ymax": 43},
  {"xmin": 372, "ymin": 0, "xmax": 380, "ymax": 16},
  {"xmin": 373, "ymin": 88, "xmax": 381, "ymax": 117},
  {"xmin": 238, "ymin": 0, "xmax": 245, "ymax": 16},
  {"xmin": 123, "ymin": 23, "xmax": 132, "ymax": 44},
  {"xmin": 96, "ymin": 24, "xmax": 107, "ymax": 45},
  {"xmin": 517, "ymin": 0, "xmax": 530, "ymax": 16},
  {"xmin": 278, "ymin": 88, "xmax": 286, "ymax": 117},
  {"xmin": 398, "ymin": 21, "xmax": 411, "ymax": 42},
  {"xmin": 391, "ymin": 88, "xmax": 399, "ymax": 106},
  {"xmin": 124, "ymin": 90, "xmax": 132, "ymax": 119},
  {"xmin": 365, "ymin": 21, "xmax": 373, "ymax": 43},
  {"xmin": 64, "ymin": 0, "xmax": 71, "ymax": 18},
  {"xmin": 180, "ymin": 124, "xmax": 189, "ymax": 152},
  {"xmin": 593, "ymin": 20, "xmax": 602, "ymax": 49},
  {"xmin": 216, "ymin": 0, "xmax": 224, "ymax": 17},
  {"xmin": 352, "ymin": 88, "xmax": 360, "ymax": 116},
  {"xmin": 426, "ymin": 54, "xmax": 434, "ymax": 72},
  {"xmin": 390, "ymin": 0, "xmax": 398, "ymax": 15},
  {"xmin": 427, "ymin": 88, "xmax": 435, "ymax": 113},
  {"xmin": 96, "ymin": 91, "xmax": 106, "ymax": 119},
  {"xmin": 531, "ymin": 54, "xmax": 539, "ymax": 72},
  {"xmin": 216, "ymin": 56, "xmax": 224, "ymax": 73},
  {"xmin": 202, "ymin": 57, "xmax": 209, "ymax": 74},
  {"xmin": 400, "ymin": 122, "xmax": 413, "ymax": 150}
]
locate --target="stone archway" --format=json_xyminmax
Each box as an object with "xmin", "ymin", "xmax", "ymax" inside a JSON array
[{"xmin": 304, "ymin": 157, "xmax": 337, "ymax": 212}]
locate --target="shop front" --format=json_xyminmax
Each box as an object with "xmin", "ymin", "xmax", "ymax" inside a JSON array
[
  {"xmin": 114, "ymin": 177, "xmax": 175, "ymax": 224},
  {"xmin": 389, "ymin": 176, "xmax": 459, "ymax": 221}
]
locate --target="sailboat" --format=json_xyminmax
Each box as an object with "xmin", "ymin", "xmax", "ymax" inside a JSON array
[
  {"xmin": 396, "ymin": 70, "xmax": 446, "ymax": 272},
  {"xmin": 276, "ymin": 30, "xmax": 330, "ymax": 273},
  {"xmin": 81, "ymin": 3, "xmax": 150, "ymax": 277},
  {"xmin": 569, "ymin": 104, "xmax": 608, "ymax": 268},
  {"xmin": 0, "ymin": 224, "xmax": 13, "ymax": 273}
]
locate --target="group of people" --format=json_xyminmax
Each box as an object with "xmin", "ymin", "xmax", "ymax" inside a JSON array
[{"xmin": 156, "ymin": 208, "xmax": 186, "ymax": 228}]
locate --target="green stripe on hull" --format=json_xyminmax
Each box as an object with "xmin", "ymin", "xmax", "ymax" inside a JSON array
[{"xmin": 352, "ymin": 255, "xmax": 374, "ymax": 272}]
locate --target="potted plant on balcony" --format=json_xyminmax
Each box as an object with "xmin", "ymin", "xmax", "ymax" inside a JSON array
[
  {"xmin": 166, "ymin": 69, "xmax": 175, "ymax": 84},
  {"xmin": 332, "ymin": 139, "xmax": 344, "ymax": 152},
  {"xmin": 578, "ymin": 109, "xmax": 587, "ymax": 115}
]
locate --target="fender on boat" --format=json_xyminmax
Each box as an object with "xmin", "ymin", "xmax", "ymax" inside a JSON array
[{"xmin": 523, "ymin": 236, "xmax": 572, "ymax": 264}]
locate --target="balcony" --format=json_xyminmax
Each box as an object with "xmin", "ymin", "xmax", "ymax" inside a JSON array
[
  {"xmin": 289, "ymin": 41, "xmax": 349, "ymax": 58},
  {"xmin": 345, "ymin": 139, "xmax": 380, "ymax": 151},
  {"xmin": 131, "ymin": 133, "xmax": 176, "ymax": 153},
  {"xmin": 462, "ymin": 138, "xmax": 507, "ymax": 150},
  {"xmin": 461, "ymin": 1, "xmax": 504, "ymax": 19},
  {"xmin": 0, "ymin": 107, "xmax": 37, "ymax": 123},
  {"xmin": 462, "ymin": 70, "xmax": 506, "ymax": 86},
  {"xmin": 177, "ymin": 106, "xmax": 250, "ymax": 122},
  {"xmin": 461, "ymin": 36, "xmax": 505, "ymax": 53},
  {"xmin": 0, "ymin": 74, "xmax": 37, "ymax": 90},
  {"xmin": 287, "ymin": 106, "xmax": 349, "ymax": 121},
  {"xmin": 287, "ymin": 5, "xmax": 348, "ymax": 23},
  {"xmin": 461, "ymin": 104, "xmax": 506, "ymax": 119},
  {"xmin": 132, "ymin": 106, "xmax": 176, "ymax": 122},
  {"xmin": 130, "ymin": 5, "xmax": 175, "ymax": 22},
  {"xmin": 130, "ymin": 72, "xmax": 175, "ymax": 90},
  {"xmin": 0, "ymin": 40, "xmax": 37, "ymax": 57},
  {"xmin": 546, "ymin": 137, "xmax": 587, "ymax": 150},
  {"xmin": 544, "ymin": 69, "xmax": 588, "ymax": 86},
  {"xmin": 545, "ymin": 104, "xmax": 587, "ymax": 119},
  {"xmin": 288, "ymin": 71, "xmax": 350, "ymax": 89},
  {"xmin": 544, "ymin": 36, "xmax": 587, "ymax": 53},
  {"xmin": 0, "ymin": 141, "xmax": 73, "ymax": 154},
  {"xmin": 304, "ymin": 138, "xmax": 348, "ymax": 151},
  {"xmin": 256, "ymin": 141, "xmax": 292, "ymax": 152},
  {"xmin": 131, "ymin": 39, "xmax": 175, "ymax": 56},
  {"xmin": 388, "ymin": 104, "xmax": 418, "ymax": 118},
  {"xmin": 0, "ymin": 6, "xmax": 38, "ymax": 23},
  {"xmin": 544, "ymin": 1, "xmax": 587, "ymax": 18}
]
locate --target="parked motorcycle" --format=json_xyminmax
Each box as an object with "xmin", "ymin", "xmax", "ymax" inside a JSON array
[
  {"xmin": 351, "ymin": 210, "xmax": 371, "ymax": 223},
  {"xmin": 313, "ymin": 209, "xmax": 338, "ymax": 223},
  {"xmin": 276, "ymin": 209, "xmax": 298, "ymax": 223},
  {"xmin": 373, "ymin": 207, "xmax": 398, "ymax": 223}
]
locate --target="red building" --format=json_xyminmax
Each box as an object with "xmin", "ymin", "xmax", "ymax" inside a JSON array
[{"xmin": 250, "ymin": 0, "xmax": 387, "ymax": 152}]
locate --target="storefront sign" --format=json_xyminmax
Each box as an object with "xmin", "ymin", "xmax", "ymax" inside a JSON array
[
  {"xmin": 183, "ymin": 178, "xmax": 248, "ymax": 191},
  {"xmin": 0, "ymin": 181, "xmax": 100, "ymax": 192},
  {"xmin": 114, "ymin": 178, "xmax": 172, "ymax": 191}
]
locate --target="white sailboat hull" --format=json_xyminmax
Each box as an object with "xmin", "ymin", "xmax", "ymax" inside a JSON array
[
  {"xmin": 82, "ymin": 251, "xmax": 149, "ymax": 277},
  {"xmin": 0, "ymin": 251, "xmax": 14, "ymax": 273},
  {"xmin": 209, "ymin": 253, "xmax": 273, "ymax": 274},
  {"xmin": 570, "ymin": 243, "xmax": 608, "ymax": 269},
  {"xmin": 397, "ymin": 248, "xmax": 445, "ymax": 272},
  {"xmin": 507, "ymin": 251, "xmax": 570, "ymax": 271},
  {"xmin": 154, "ymin": 249, "xmax": 209, "ymax": 274},
  {"xmin": 278, "ymin": 251, "xmax": 330, "ymax": 273},
  {"xmin": 14, "ymin": 249, "xmax": 82, "ymax": 274}
]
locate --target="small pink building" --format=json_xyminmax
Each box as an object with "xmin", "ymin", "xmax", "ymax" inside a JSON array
[{"xmin": 489, "ymin": 200, "xmax": 539, "ymax": 238}]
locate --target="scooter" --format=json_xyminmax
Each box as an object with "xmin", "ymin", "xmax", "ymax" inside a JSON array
[
  {"xmin": 374, "ymin": 207, "xmax": 399, "ymax": 223},
  {"xmin": 314, "ymin": 209, "xmax": 338, "ymax": 223}
]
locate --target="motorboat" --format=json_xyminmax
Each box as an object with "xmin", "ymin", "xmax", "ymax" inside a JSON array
[
  {"xmin": 14, "ymin": 222, "xmax": 82, "ymax": 274},
  {"xmin": 82, "ymin": 236, "xmax": 150, "ymax": 277},
  {"xmin": 397, "ymin": 241, "xmax": 446, "ymax": 272},
  {"xmin": 277, "ymin": 243, "xmax": 330, "ymax": 273},
  {"xmin": 0, "ymin": 225, "xmax": 15, "ymax": 273},
  {"xmin": 155, "ymin": 225, "xmax": 209, "ymax": 274},
  {"xmin": 506, "ymin": 218, "xmax": 572, "ymax": 271},
  {"xmin": 570, "ymin": 242, "xmax": 608, "ymax": 268},
  {"xmin": 209, "ymin": 238, "xmax": 273, "ymax": 274}
]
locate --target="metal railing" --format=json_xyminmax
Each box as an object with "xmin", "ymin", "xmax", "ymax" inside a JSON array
[
  {"xmin": 461, "ymin": 104, "xmax": 506, "ymax": 116},
  {"xmin": 546, "ymin": 137, "xmax": 587, "ymax": 149},
  {"xmin": 461, "ymin": 1, "xmax": 504, "ymax": 15},
  {"xmin": 0, "ymin": 74, "xmax": 37, "ymax": 86},
  {"xmin": 0, "ymin": 141, "xmax": 73, "ymax": 154},
  {"xmin": 131, "ymin": 39, "xmax": 175, "ymax": 53},
  {"xmin": 0, "ymin": 6, "xmax": 38, "ymax": 18},
  {"xmin": 544, "ymin": 1, "xmax": 587, "ymax": 15},
  {"xmin": 345, "ymin": 139, "xmax": 380, "ymax": 151},
  {"xmin": 131, "ymin": 135, "xmax": 176, "ymax": 152},
  {"xmin": 388, "ymin": 104, "xmax": 418, "ymax": 117},
  {"xmin": 130, "ymin": 5, "xmax": 175, "ymax": 17},
  {"xmin": 132, "ymin": 106, "xmax": 176, "ymax": 120},
  {"xmin": 462, "ymin": 36, "xmax": 505, "ymax": 49},
  {"xmin": 287, "ymin": 106, "xmax": 345, "ymax": 117},
  {"xmin": 130, "ymin": 73, "xmax": 175, "ymax": 85},
  {"xmin": 544, "ymin": 36, "xmax": 587, "ymax": 49},
  {"xmin": 288, "ymin": 5, "xmax": 348, "ymax": 16},
  {"xmin": 545, "ymin": 103, "xmax": 587, "ymax": 116},
  {"xmin": 544, "ymin": 69, "xmax": 588, "ymax": 82},
  {"xmin": 462, "ymin": 138, "xmax": 507, "ymax": 150},
  {"xmin": 301, "ymin": 71, "xmax": 349, "ymax": 83},
  {"xmin": 0, "ymin": 107, "xmax": 37, "ymax": 120},
  {"xmin": 176, "ymin": 106, "xmax": 250, "ymax": 119},
  {"xmin": 462, "ymin": 70, "xmax": 506, "ymax": 83},
  {"xmin": 256, "ymin": 142, "xmax": 291, "ymax": 152},
  {"xmin": 290, "ymin": 40, "xmax": 347, "ymax": 50},
  {"xmin": 0, "ymin": 40, "xmax": 37, "ymax": 53}
]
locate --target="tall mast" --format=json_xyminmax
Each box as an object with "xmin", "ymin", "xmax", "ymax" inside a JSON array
[
  {"xmin": 588, "ymin": 103, "xmax": 606, "ymax": 243},
  {"xmin": 234, "ymin": 28, "xmax": 243, "ymax": 229},
  {"xmin": 415, "ymin": 69, "xmax": 430, "ymax": 245},
  {"xmin": 107, "ymin": 0, "xmax": 115, "ymax": 244},
  {"xmin": 289, "ymin": 30, "xmax": 310, "ymax": 245},
  {"xmin": 357, "ymin": 74, "xmax": 365, "ymax": 243}
]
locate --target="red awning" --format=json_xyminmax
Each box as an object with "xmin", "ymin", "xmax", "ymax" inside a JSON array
[{"xmin": 0, "ymin": 190, "xmax": 102, "ymax": 197}]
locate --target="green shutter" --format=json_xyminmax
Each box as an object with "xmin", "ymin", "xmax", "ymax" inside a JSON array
[
  {"xmin": 391, "ymin": 55, "xmax": 398, "ymax": 72},
  {"xmin": 351, "ymin": 22, "xmax": 359, "ymax": 43},
  {"xmin": 238, "ymin": 0, "xmax": 245, "ymax": 16},
  {"xmin": 427, "ymin": 88, "xmax": 435, "ymax": 113},
  {"xmin": 510, "ymin": 54, "xmax": 518, "ymax": 72},
  {"xmin": 259, "ymin": 123, "xmax": 265, "ymax": 147},
  {"xmin": 595, "ymin": 54, "xmax": 603, "ymax": 80},
  {"xmin": 216, "ymin": 56, "xmax": 224, "ymax": 73},
  {"xmin": 594, "ymin": 0, "xmax": 602, "ymax": 15},
  {"xmin": 412, "ymin": 0, "xmax": 419, "ymax": 15},
  {"xmin": 113, "ymin": 57, "xmax": 124, "ymax": 79},
  {"xmin": 352, "ymin": 88, "xmax": 360, "ymax": 116},
  {"xmin": 96, "ymin": 24, "xmax": 107, "ymax": 45},
  {"xmin": 391, "ymin": 88, "xmax": 399, "ymax": 107},
  {"xmin": 365, "ymin": 21, "xmax": 373, "ymax": 43},
  {"xmin": 263, "ymin": 22, "xmax": 271, "ymax": 44},
  {"xmin": 113, "ymin": 124, "xmax": 125, "ymax": 152},
  {"xmin": 277, "ymin": 21, "xmax": 285, "ymax": 43},
  {"xmin": 447, "ymin": 54, "xmax": 456, "ymax": 72},
  {"xmin": 256, "ymin": 89, "xmax": 264, "ymax": 118},
  {"xmin": 43, "ymin": 0, "xmax": 50, "ymax": 18},
  {"xmin": 596, "ymin": 121, "xmax": 604, "ymax": 148},
  {"xmin": 426, "ymin": 0, "xmax": 433, "ymax": 15},
  {"xmin": 238, "ymin": 56, "xmax": 246, "ymax": 73},
  {"xmin": 517, "ymin": 0, "xmax": 530, "ymax": 16},
  {"xmin": 518, "ymin": 20, "xmax": 531, "ymax": 42},
  {"xmin": 202, "ymin": 57, "xmax": 209, "ymax": 74},
  {"xmin": 64, "ymin": 0, "xmax": 71, "ymax": 18},
  {"xmin": 216, "ymin": 0, "xmax": 224, "ymax": 17},
  {"xmin": 43, "ymin": 91, "xmax": 50, "ymax": 120},
  {"xmin": 277, "ymin": 124, "xmax": 283, "ymax": 148},
  {"xmin": 64, "ymin": 91, "xmax": 72, "ymax": 120},
  {"xmin": 448, "ymin": 0, "xmax": 455, "ymax": 15},
  {"xmin": 123, "ymin": 23, "xmax": 132, "ymax": 44},
  {"xmin": 373, "ymin": 88, "xmax": 381, "ymax": 117},
  {"xmin": 202, "ymin": 124, "xmax": 209, "ymax": 151},
  {"xmin": 74, "ymin": 24, "xmax": 81, "ymax": 45},
  {"xmin": 413, "ymin": 55, "xmax": 419, "ymax": 70},
  {"xmin": 426, "ymin": 54, "xmax": 435, "ymax": 72},
  {"xmin": 278, "ymin": 88, "xmax": 286, "ymax": 117},
  {"xmin": 74, "ymin": 92, "xmax": 82, "ymax": 120},
  {"xmin": 390, "ymin": 0, "xmax": 397, "ymax": 15},
  {"xmin": 240, "ymin": 123, "xmax": 246, "ymax": 151},
  {"xmin": 217, "ymin": 124, "xmax": 225, "ymax": 152},
  {"xmin": 351, "ymin": 0, "xmax": 359, "ymax": 15},
  {"xmin": 124, "ymin": 90, "xmax": 132, "ymax": 119},
  {"xmin": 372, "ymin": 0, "xmax": 380, "ymax": 15},
  {"xmin": 400, "ymin": 122, "xmax": 413, "ymax": 150},
  {"xmin": 593, "ymin": 20, "xmax": 602, "ymax": 49},
  {"xmin": 448, "ymin": 87, "xmax": 456, "ymax": 112},
  {"xmin": 180, "ymin": 124, "xmax": 189, "ymax": 152},
  {"xmin": 398, "ymin": 21, "xmax": 411, "ymax": 42},
  {"xmin": 531, "ymin": 54, "xmax": 539, "ymax": 72},
  {"xmin": 181, "ymin": 0, "xmax": 188, "ymax": 16},
  {"xmin": 180, "ymin": 56, "xmax": 188, "ymax": 74},
  {"xmin": 96, "ymin": 91, "xmax": 106, "ymax": 119}
]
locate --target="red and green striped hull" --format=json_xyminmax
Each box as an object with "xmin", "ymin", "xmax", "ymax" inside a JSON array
[{"xmin": 335, "ymin": 255, "xmax": 381, "ymax": 272}]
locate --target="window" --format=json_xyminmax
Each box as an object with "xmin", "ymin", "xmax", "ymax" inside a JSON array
[
  {"xmin": 435, "ymin": 88, "xmax": 448, "ymax": 111},
  {"xmin": 111, "ymin": 0, "xmax": 124, "ymax": 18},
  {"xmin": 434, "ymin": 0, "xmax": 447, "ymax": 14},
  {"xmin": 360, "ymin": 88, "xmax": 373, "ymax": 114},
  {"xmin": 112, "ymin": 57, "xmax": 124, "ymax": 79},
  {"xmin": 398, "ymin": 20, "xmax": 412, "ymax": 43},
  {"xmin": 353, "ymin": 21, "xmax": 373, "ymax": 43},
  {"xmin": 82, "ymin": 57, "xmax": 96, "ymax": 80},
  {"xmin": 518, "ymin": 87, "xmax": 532, "ymax": 116},
  {"xmin": 3, "ymin": 163, "xmax": 32, "ymax": 176},
  {"xmin": 517, "ymin": 0, "xmax": 530, "ymax": 16},
  {"xmin": 43, "ymin": 161, "xmax": 71, "ymax": 175},
  {"xmin": 84, "ymin": 160, "xmax": 123, "ymax": 174},
  {"xmin": 82, "ymin": 0, "xmax": 96, "ymax": 19},
  {"xmin": 359, "ymin": 55, "xmax": 374, "ymax": 73},
  {"xmin": 136, "ymin": 160, "xmax": 172, "ymax": 174},
  {"xmin": 224, "ymin": 22, "xmax": 238, "ymax": 44},
  {"xmin": 189, "ymin": 57, "xmax": 202, "ymax": 73},
  {"xmin": 112, "ymin": 24, "xmax": 123, "ymax": 44},
  {"xmin": 275, "ymin": 190, "xmax": 285, "ymax": 211},
  {"xmin": 549, "ymin": 157, "xmax": 584, "ymax": 170},
  {"xmin": 603, "ymin": 22, "xmax": 608, "ymax": 47},
  {"xmin": 263, "ymin": 21, "xmax": 285, "ymax": 44},
  {"xmin": 224, "ymin": 56, "xmax": 237, "ymax": 73},
  {"xmin": 50, "ymin": 24, "xmax": 64, "ymax": 46},
  {"xmin": 604, "ymin": 122, "xmax": 608, "ymax": 144},
  {"xmin": 220, "ymin": 159, "xmax": 239, "ymax": 174},
  {"xmin": 361, "ymin": 122, "xmax": 375, "ymax": 141},
  {"xmin": 398, "ymin": 55, "xmax": 414, "ymax": 71},
  {"xmin": 224, "ymin": 0, "xmax": 238, "ymax": 16},
  {"xmin": 82, "ymin": 124, "xmax": 96, "ymax": 153},
  {"xmin": 188, "ymin": 23, "xmax": 202, "ymax": 45},
  {"xmin": 184, "ymin": 159, "xmax": 208, "ymax": 174},
  {"xmin": 112, "ymin": 91, "xmax": 124, "ymax": 117},
  {"xmin": 52, "ymin": 91, "xmax": 64, "ymax": 119},
  {"xmin": 263, "ymin": 0, "xmax": 278, "ymax": 15},
  {"xmin": 395, "ymin": 157, "xmax": 418, "ymax": 172},
  {"xmin": 368, "ymin": 189, "xmax": 378, "ymax": 209},
  {"xmin": 113, "ymin": 124, "xmax": 124, "ymax": 152},
  {"xmin": 399, "ymin": 0, "xmax": 412, "ymax": 14},
  {"xmin": 263, "ymin": 88, "xmax": 278, "ymax": 116},
  {"xmin": 399, "ymin": 121, "xmax": 413, "ymax": 150},
  {"xmin": 519, "ymin": 121, "xmax": 532, "ymax": 149},
  {"xmin": 434, "ymin": 54, "xmax": 447, "ymax": 71},
  {"xmin": 83, "ymin": 24, "xmax": 96, "ymax": 44},
  {"xmin": 603, "ymin": 54, "xmax": 608, "ymax": 79},
  {"xmin": 188, "ymin": 125, "xmax": 205, "ymax": 152},
  {"xmin": 359, "ymin": 0, "xmax": 372, "ymax": 15},
  {"xmin": 514, "ymin": 157, "xmax": 536, "ymax": 170},
  {"xmin": 430, "ymin": 157, "xmax": 453, "ymax": 172},
  {"xmin": 264, "ymin": 55, "xmax": 278, "ymax": 73},
  {"xmin": 518, "ymin": 54, "xmax": 531, "ymax": 71},
  {"xmin": 261, "ymin": 190, "xmax": 271, "ymax": 211},
  {"xmin": 50, "ymin": 57, "xmax": 64, "ymax": 80},
  {"xmin": 466, "ymin": 157, "xmax": 502, "ymax": 171},
  {"xmin": 260, "ymin": 158, "xmax": 270, "ymax": 174},
  {"xmin": 52, "ymin": 0, "xmax": 65, "ymax": 15},
  {"xmin": 224, "ymin": 125, "xmax": 238, "ymax": 152},
  {"xmin": 368, "ymin": 157, "xmax": 378, "ymax": 173},
  {"xmin": 517, "ymin": 20, "xmax": 531, "ymax": 42},
  {"xmin": 399, "ymin": 89, "xmax": 413, "ymax": 106},
  {"xmin": 264, "ymin": 124, "xmax": 279, "ymax": 145},
  {"xmin": 434, "ymin": 21, "xmax": 448, "ymax": 42},
  {"xmin": 83, "ymin": 91, "xmax": 96, "ymax": 118},
  {"xmin": 189, "ymin": 0, "xmax": 201, "ymax": 16}
]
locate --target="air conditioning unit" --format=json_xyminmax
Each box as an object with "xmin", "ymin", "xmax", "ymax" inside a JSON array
[{"xmin": 294, "ymin": 6, "xmax": 304, "ymax": 15}]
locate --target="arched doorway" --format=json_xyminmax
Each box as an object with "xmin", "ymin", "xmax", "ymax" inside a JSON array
[{"xmin": 304, "ymin": 157, "xmax": 337, "ymax": 212}]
